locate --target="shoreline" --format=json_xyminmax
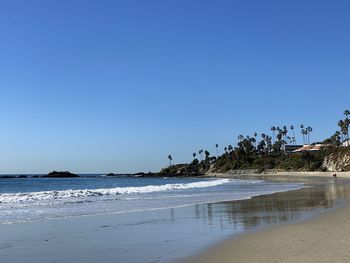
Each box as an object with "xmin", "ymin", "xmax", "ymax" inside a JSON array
[
  {"xmin": 183, "ymin": 177, "xmax": 350, "ymax": 263},
  {"xmin": 204, "ymin": 170, "xmax": 350, "ymax": 179}
]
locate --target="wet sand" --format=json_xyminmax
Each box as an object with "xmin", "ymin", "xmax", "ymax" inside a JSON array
[
  {"xmin": 210, "ymin": 171, "xmax": 350, "ymax": 179},
  {"xmin": 184, "ymin": 177, "xmax": 350, "ymax": 263},
  {"xmin": 1, "ymin": 177, "xmax": 349, "ymax": 263}
]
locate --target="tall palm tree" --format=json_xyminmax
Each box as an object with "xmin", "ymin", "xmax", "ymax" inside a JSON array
[
  {"xmin": 345, "ymin": 119, "xmax": 350, "ymax": 142},
  {"xmin": 198, "ymin": 149, "xmax": 203, "ymax": 161},
  {"xmin": 304, "ymin": 129, "xmax": 308, "ymax": 144},
  {"xmin": 251, "ymin": 137, "xmax": 256, "ymax": 151},
  {"xmin": 168, "ymin": 155, "xmax": 173, "ymax": 167},
  {"xmin": 306, "ymin": 126, "xmax": 312, "ymax": 144},
  {"xmin": 338, "ymin": 120, "xmax": 345, "ymax": 142},
  {"xmin": 266, "ymin": 135, "xmax": 272, "ymax": 153},
  {"xmin": 334, "ymin": 131, "xmax": 341, "ymax": 145},
  {"xmin": 270, "ymin": 126, "xmax": 276, "ymax": 144},
  {"xmin": 290, "ymin": 125, "xmax": 296, "ymax": 144},
  {"xmin": 343, "ymin": 110, "xmax": 350, "ymax": 141},
  {"xmin": 261, "ymin": 133, "xmax": 267, "ymax": 152},
  {"xmin": 254, "ymin": 132, "xmax": 258, "ymax": 149},
  {"xmin": 281, "ymin": 126, "xmax": 288, "ymax": 150},
  {"xmin": 300, "ymin": 124, "xmax": 305, "ymax": 144},
  {"xmin": 204, "ymin": 150, "xmax": 210, "ymax": 160},
  {"xmin": 215, "ymin": 144, "xmax": 219, "ymax": 158},
  {"xmin": 276, "ymin": 127, "xmax": 282, "ymax": 142}
]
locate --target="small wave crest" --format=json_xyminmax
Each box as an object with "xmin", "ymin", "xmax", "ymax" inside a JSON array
[{"xmin": 0, "ymin": 179, "xmax": 231, "ymax": 204}]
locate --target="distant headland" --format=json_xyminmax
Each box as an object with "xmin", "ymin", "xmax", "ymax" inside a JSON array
[{"xmin": 158, "ymin": 109, "xmax": 350, "ymax": 176}]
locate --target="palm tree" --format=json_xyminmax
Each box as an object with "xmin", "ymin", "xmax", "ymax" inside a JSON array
[
  {"xmin": 343, "ymin": 110, "xmax": 350, "ymax": 141},
  {"xmin": 204, "ymin": 150, "xmax": 210, "ymax": 160},
  {"xmin": 251, "ymin": 137, "xmax": 256, "ymax": 150},
  {"xmin": 344, "ymin": 110, "xmax": 350, "ymax": 118},
  {"xmin": 215, "ymin": 144, "xmax": 219, "ymax": 158},
  {"xmin": 261, "ymin": 133, "xmax": 267, "ymax": 152},
  {"xmin": 168, "ymin": 155, "xmax": 173, "ymax": 167},
  {"xmin": 345, "ymin": 119, "xmax": 350, "ymax": 142},
  {"xmin": 306, "ymin": 126, "xmax": 312, "ymax": 144},
  {"xmin": 270, "ymin": 126, "xmax": 276, "ymax": 144},
  {"xmin": 281, "ymin": 126, "xmax": 288, "ymax": 150},
  {"xmin": 290, "ymin": 125, "xmax": 296, "ymax": 144},
  {"xmin": 198, "ymin": 149, "xmax": 203, "ymax": 161},
  {"xmin": 266, "ymin": 135, "xmax": 272, "ymax": 153},
  {"xmin": 254, "ymin": 132, "xmax": 258, "ymax": 149},
  {"xmin": 276, "ymin": 127, "xmax": 282, "ymax": 141},
  {"xmin": 338, "ymin": 120, "xmax": 345, "ymax": 142},
  {"xmin": 300, "ymin": 124, "xmax": 305, "ymax": 144},
  {"xmin": 334, "ymin": 131, "xmax": 341, "ymax": 145}
]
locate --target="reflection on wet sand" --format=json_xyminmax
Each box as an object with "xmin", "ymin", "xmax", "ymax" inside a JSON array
[{"xmin": 187, "ymin": 178, "xmax": 350, "ymax": 233}]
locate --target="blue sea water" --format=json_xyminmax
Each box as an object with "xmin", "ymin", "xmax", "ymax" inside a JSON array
[{"xmin": 0, "ymin": 176, "xmax": 304, "ymax": 224}]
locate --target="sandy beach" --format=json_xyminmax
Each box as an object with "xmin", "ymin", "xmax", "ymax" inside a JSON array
[{"xmin": 184, "ymin": 178, "xmax": 350, "ymax": 263}]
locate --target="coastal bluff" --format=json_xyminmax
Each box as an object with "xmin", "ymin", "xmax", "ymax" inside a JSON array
[{"xmin": 322, "ymin": 148, "xmax": 350, "ymax": 172}]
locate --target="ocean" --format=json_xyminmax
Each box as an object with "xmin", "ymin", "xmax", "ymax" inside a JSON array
[
  {"xmin": 1, "ymin": 175, "xmax": 345, "ymax": 263},
  {"xmin": 0, "ymin": 176, "xmax": 304, "ymax": 224}
]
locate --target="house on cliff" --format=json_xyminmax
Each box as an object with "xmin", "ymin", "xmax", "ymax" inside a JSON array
[
  {"xmin": 343, "ymin": 139, "xmax": 350, "ymax": 147},
  {"xmin": 293, "ymin": 143, "xmax": 331, "ymax": 152}
]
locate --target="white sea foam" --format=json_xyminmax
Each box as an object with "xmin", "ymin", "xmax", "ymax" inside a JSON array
[{"xmin": 0, "ymin": 179, "xmax": 233, "ymax": 204}]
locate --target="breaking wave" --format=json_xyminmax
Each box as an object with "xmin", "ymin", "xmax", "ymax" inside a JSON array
[{"xmin": 0, "ymin": 179, "xmax": 234, "ymax": 204}]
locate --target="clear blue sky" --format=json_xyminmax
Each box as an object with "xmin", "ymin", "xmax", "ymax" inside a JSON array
[{"xmin": 0, "ymin": 0, "xmax": 349, "ymax": 174}]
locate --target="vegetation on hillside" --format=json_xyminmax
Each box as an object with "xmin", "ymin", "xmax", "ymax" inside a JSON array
[{"xmin": 164, "ymin": 110, "xmax": 350, "ymax": 175}]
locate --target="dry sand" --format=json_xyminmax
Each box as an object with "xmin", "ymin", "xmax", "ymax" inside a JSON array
[{"xmin": 184, "ymin": 196, "xmax": 350, "ymax": 263}]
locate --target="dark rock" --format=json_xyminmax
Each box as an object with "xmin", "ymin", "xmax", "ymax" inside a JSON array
[
  {"xmin": 133, "ymin": 172, "xmax": 146, "ymax": 176},
  {"xmin": 0, "ymin": 175, "xmax": 16, "ymax": 179},
  {"xmin": 42, "ymin": 171, "xmax": 79, "ymax": 178}
]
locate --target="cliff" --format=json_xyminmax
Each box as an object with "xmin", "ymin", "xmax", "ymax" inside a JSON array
[{"xmin": 322, "ymin": 148, "xmax": 350, "ymax": 172}]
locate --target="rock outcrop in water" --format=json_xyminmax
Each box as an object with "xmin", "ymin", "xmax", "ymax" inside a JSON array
[
  {"xmin": 42, "ymin": 171, "xmax": 79, "ymax": 178},
  {"xmin": 0, "ymin": 175, "xmax": 28, "ymax": 179}
]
